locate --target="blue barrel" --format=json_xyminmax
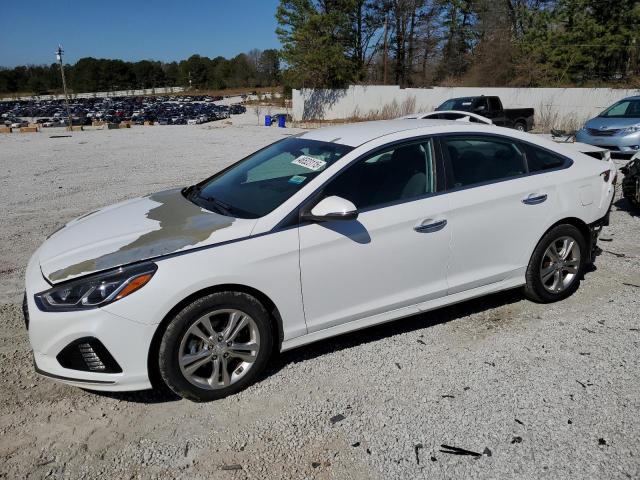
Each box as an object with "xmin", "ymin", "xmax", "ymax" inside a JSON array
[
  {"xmin": 264, "ymin": 115, "xmax": 272, "ymax": 126},
  {"xmin": 278, "ymin": 115, "xmax": 286, "ymax": 128}
]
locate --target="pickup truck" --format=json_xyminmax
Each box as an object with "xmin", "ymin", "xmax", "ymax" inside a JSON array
[{"xmin": 436, "ymin": 96, "xmax": 535, "ymax": 132}]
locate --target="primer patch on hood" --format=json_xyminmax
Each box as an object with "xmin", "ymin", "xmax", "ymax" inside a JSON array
[{"xmin": 48, "ymin": 189, "xmax": 234, "ymax": 282}]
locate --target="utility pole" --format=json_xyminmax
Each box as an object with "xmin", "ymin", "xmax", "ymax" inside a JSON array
[
  {"xmin": 383, "ymin": 15, "xmax": 389, "ymax": 85},
  {"xmin": 56, "ymin": 45, "xmax": 73, "ymax": 131}
]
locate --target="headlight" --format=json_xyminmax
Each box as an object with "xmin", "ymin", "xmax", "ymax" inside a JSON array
[
  {"xmin": 623, "ymin": 125, "xmax": 640, "ymax": 134},
  {"xmin": 35, "ymin": 262, "xmax": 157, "ymax": 312}
]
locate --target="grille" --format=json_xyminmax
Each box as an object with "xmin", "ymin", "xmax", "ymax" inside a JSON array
[
  {"xmin": 57, "ymin": 337, "xmax": 122, "ymax": 373},
  {"xmin": 587, "ymin": 128, "xmax": 621, "ymax": 137},
  {"xmin": 78, "ymin": 343, "xmax": 106, "ymax": 371}
]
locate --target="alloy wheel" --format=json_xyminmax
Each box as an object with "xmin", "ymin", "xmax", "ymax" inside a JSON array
[
  {"xmin": 178, "ymin": 309, "xmax": 260, "ymax": 390},
  {"xmin": 539, "ymin": 236, "xmax": 581, "ymax": 293}
]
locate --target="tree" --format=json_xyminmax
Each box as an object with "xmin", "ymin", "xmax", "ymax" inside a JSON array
[
  {"xmin": 516, "ymin": 0, "xmax": 639, "ymax": 85},
  {"xmin": 258, "ymin": 49, "xmax": 281, "ymax": 85},
  {"xmin": 276, "ymin": 0, "xmax": 360, "ymax": 88}
]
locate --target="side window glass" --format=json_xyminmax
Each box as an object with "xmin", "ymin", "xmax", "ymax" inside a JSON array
[
  {"xmin": 488, "ymin": 97, "xmax": 501, "ymax": 111},
  {"xmin": 478, "ymin": 98, "xmax": 489, "ymax": 110},
  {"xmin": 323, "ymin": 140, "xmax": 436, "ymax": 210},
  {"xmin": 442, "ymin": 136, "xmax": 526, "ymax": 188},
  {"xmin": 525, "ymin": 144, "xmax": 567, "ymax": 172}
]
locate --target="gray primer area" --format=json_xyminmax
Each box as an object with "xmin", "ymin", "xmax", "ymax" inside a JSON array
[{"xmin": 48, "ymin": 189, "xmax": 234, "ymax": 282}]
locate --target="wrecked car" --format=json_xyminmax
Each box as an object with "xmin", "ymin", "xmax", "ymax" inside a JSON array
[
  {"xmin": 620, "ymin": 154, "xmax": 640, "ymax": 208},
  {"xmin": 25, "ymin": 119, "xmax": 614, "ymax": 401}
]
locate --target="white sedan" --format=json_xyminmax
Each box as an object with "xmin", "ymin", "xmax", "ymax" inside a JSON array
[{"xmin": 25, "ymin": 119, "xmax": 615, "ymax": 401}]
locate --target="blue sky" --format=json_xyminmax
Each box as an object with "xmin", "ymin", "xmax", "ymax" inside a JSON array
[{"xmin": 0, "ymin": 1, "xmax": 282, "ymax": 67}]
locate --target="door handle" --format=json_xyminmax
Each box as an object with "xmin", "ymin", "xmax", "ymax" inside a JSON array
[
  {"xmin": 522, "ymin": 193, "xmax": 547, "ymax": 205},
  {"xmin": 414, "ymin": 219, "xmax": 447, "ymax": 233}
]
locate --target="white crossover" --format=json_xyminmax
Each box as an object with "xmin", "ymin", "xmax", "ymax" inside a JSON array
[{"xmin": 24, "ymin": 119, "xmax": 616, "ymax": 401}]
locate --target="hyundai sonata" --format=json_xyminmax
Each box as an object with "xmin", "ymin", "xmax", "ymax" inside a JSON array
[{"xmin": 25, "ymin": 119, "xmax": 615, "ymax": 401}]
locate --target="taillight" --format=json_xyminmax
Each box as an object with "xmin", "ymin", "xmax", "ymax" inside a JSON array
[{"xmin": 600, "ymin": 170, "xmax": 611, "ymax": 182}]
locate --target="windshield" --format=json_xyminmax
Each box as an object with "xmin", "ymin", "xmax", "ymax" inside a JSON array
[
  {"xmin": 437, "ymin": 98, "xmax": 475, "ymax": 111},
  {"xmin": 186, "ymin": 137, "xmax": 353, "ymax": 218},
  {"xmin": 599, "ymin": 99, "xmax": 640, "ymax": 118}
]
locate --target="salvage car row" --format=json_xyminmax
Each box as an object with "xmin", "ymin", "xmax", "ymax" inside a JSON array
[{"xmin": 0, "ymin": 95, "xmax": 246, "ymax": 128}]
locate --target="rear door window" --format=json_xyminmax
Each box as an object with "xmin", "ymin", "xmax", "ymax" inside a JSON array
[
  {"xmin": 524, "ymin": 144, "xmax": 569, "ymax": 172},
  {"xmin": 440, "ymin": 135, "xmax": 527, "ymax": 189}
]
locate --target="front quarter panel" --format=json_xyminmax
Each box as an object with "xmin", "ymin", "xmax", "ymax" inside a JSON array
[{"xmin": 102, "ymin": 227, "xmax": 306, "ymax": 341}]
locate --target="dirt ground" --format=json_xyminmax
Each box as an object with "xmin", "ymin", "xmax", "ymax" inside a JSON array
[{"xmin": 0, "ymin": 118, "xmax": 639, "ymax": 479}]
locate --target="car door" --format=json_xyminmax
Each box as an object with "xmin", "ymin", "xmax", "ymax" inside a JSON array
[
  {"xmin": 438, "ymin": 134, "xmax": 558, "ymax": 294},
  {"xmin": 486, "ymin": 97, "xmax": 507, "ymax": 126},
  {"xmin": 298, "ymin": 138, "xmax": 451, "ymax": 333}
]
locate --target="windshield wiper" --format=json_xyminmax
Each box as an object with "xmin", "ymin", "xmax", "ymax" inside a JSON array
[
  {"xmin": 200, "ymin": 196, "xmax": 234, "ymax": 216},
  {"xmin": 183, "ymin": 185, "xmax": 240, "ymax": 217},
  {"xmin": 187, "ymin": 184, "xmax": 202, "ymax": 199}
]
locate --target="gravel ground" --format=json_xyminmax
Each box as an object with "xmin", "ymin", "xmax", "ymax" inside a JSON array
[{"xmin": 0, "ymin": 117, "xmax": 639, "ymax": 479}]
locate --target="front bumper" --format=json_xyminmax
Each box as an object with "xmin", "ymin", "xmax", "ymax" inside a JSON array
[
  {"xmin": 576, "ymin": 129, "xmax": 640, "ymax": 154},
  {"xmin": 25, "ymin": 253, "xmax": 156, "ymax": 392}
]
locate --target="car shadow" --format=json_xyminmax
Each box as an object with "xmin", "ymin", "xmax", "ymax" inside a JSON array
[
  {"xmin": 262, "ymin": 288, "xmax": 526, "ymax": 381},
  {"xmin": 85, "ymin": 386, "xmax": 181, "ymax": 404},
  {"xmin": 92, "ymin": 288, "xmax": 526, "ymax": 404},
  {"xmin": 614, "ymin": 197, "xmax": 639, "ymax": 217},
  {"xmin": 321, "ymin": 220, "xmax": 371, "ymax": 244}
]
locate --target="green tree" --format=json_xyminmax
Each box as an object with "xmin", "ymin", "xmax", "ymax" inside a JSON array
[
  {"xmin": 258, "ymin": 49, "xmax": 281, "ymax": 85},
  {"xmin": 518, "ymin": 0, "xmax": 640, "ymax": 85},
  {"xmin": 276, "ymin": 0, "xmax": 359, "ymax": 88}
]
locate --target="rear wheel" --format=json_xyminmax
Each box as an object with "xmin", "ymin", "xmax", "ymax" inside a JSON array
[
  {"xmin": 514, "ymin": 121, "xmax": 527, "ymax": 132},
  {"xmin": 158, "ymin": 292, "xmax": 273, "ymax": 402},
  {"xmin": 524, "ymin": 224, "xmax": 586, "ymax": 303}
]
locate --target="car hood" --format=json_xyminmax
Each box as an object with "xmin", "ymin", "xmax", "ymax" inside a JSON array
[
  {"xmin": 585, "ymin": 116, "xmax": 640, "ymax": 130},
  {"xmin": 38, "ymin": 188, "xmax": 256, "ymax": 284}
]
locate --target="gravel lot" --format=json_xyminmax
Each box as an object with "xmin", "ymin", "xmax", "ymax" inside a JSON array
[{"xmin": 1, "ymin": 117, "xmax": 639, "ymax": 479}]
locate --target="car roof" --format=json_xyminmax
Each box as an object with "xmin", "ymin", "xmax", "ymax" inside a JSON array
[{"xmin": 299, "ymin": 119, "xmax": 477, "ymax": 147}]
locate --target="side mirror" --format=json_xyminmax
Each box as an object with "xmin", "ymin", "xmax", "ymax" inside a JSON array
[{"xmin": 301, "ymin": 196, "xmax": 358, "ymax": 222}]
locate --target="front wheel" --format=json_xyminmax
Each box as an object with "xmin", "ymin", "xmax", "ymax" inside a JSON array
[
  {"xmin": 524, "ymin": 224, "xmax": 586, "ymax": 303},
  {"xmin": 158, "ymin": 292, "xmax": 273, "ymax": 402}
]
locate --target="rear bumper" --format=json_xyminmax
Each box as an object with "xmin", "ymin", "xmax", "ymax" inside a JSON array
[{"xmin": 587, "ymin": 192, "xmax": 614, "ymax": 263}]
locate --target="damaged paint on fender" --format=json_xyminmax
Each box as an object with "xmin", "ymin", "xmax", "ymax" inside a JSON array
[{"xmin": 48, "ymin": 189, "xmax": 234, "ymax": 282}]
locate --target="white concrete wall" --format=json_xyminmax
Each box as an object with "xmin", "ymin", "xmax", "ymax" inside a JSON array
[{"xmin": 292, "ymin": 85, "xmax": 640, "ymax": 127}]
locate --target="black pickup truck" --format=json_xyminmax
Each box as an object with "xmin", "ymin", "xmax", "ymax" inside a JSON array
[{"xmin": 436, "ymin": 96, "xmax": 535, "ymax": 131}]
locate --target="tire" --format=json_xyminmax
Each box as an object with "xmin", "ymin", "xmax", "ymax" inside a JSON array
[
  {"xmin": 523, "ymin": 224, "xmax": 587, "ymax": 303},
  {"xmin": 158, "ymin": 292, "xmax": 273, "ymax": 402},
  {"xmin": 514, "ymin": 121, "xmax": 527, "ymax": 132}
]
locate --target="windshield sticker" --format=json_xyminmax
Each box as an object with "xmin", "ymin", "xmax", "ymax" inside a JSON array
[
  {"xmin": 288, "ymin": 175, "xmax": 307, "ymax": 184},
  {"xmin": 462, "ymin": 102, "xmax": 472, "ymax": 106},
  {"xmin": 292, "ymin": 155, "xmax": 327, "ymax": 171}
]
